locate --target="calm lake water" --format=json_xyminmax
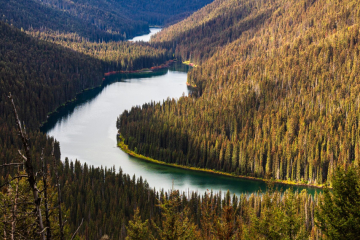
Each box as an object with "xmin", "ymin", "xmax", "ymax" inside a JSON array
[
  {"xmin": 42, "ymin": 30, "xmax": 320, "ymax": 196},
  {"xmin": 128, "ymin": 28, "xmax": 162, "ymax": 42}
]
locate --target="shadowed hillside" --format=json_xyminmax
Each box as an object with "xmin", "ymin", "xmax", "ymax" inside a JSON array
[{"xmin": 120, "ymin": 0, "xmax": 360, "ymax": 187}]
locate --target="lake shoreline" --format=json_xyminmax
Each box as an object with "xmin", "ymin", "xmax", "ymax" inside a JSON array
[
  {"xmin": 117, "ymin": 135, "xmax": 325, "ymax": 190},
  {"xmin": 39, "ymin": 59, "xmax": 177, "ymax": 130},
  {"xmin": 104, "ymin": 59, "xmax": 177, "ymax": 77}
]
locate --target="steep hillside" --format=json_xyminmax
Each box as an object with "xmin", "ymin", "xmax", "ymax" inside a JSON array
[
  {"xmin": 27, "ymin": 30, "xmax": 172, "ymax": 71},
  {"xmin": 119, "ymin": 0, "xmax": 360, "ymax": 186},
  {"xmin": 0, "ymin": 20, "xmax": 169, "ymax": 176},
  {"xmin": 0, "ymin": 21, "xmax": 172, "ymax": 238},
  {"xmin": 0, "ymin": 0, "xmax": 213, "ymax": 41},
  {"xmin": 37, "ymin": 0, "xmax": 214, "ymax": 26},
  {"xmin": 0, "ymin": 0, "xmax": 146, "ymax": 41},
  {"xmin": 152, "ymin": 0, "xmax": 274, "ymax": 62}
]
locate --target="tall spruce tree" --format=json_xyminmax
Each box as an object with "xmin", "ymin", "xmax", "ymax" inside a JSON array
[{"xmin": 316, "ymin": 167, "xmax": 360, "ymax": 239}]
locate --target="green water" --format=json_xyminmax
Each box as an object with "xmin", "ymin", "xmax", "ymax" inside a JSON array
[
  {"xmin": 41, "ymin": 29, "xmax": 321, "ymax": 196},
  {"xmin": 41, "ymin": 63, "xmax": 320, "ymax": 196}
]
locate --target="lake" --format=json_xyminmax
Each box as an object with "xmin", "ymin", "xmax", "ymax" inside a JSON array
[
  {"xmin": 128, "ymin": 27, "xmax": 162, "ymax": 42},
  {"xmin": 42, "ymin": 29, "xmax": 320, "ymax": 196}
]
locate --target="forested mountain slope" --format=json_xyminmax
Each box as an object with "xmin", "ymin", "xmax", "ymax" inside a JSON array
[
  {"xmin": 0, "ymin": 0, "xmax": 213, "ymax": 41},
  {"xmin": 119, "ymin": 0, "xmax": 360, "ymax": 186},
  {"xmin": 37, "ymin": 0, "xmax": 214, "ymax": 27},
  {"xmin": 27, "ymin": 31, "xmax": 172, "ymax": 71},
  {"xmin": 152, "ymin": 0, "xmax": 273, "ymax": 62},
  {"xmin": 0, "ymin": 0, "xmax": 145, "ymax": 41},
  {"xmin": 0, "ymin": 21, "xmax": 171, "ymax": 238},
  {"xmin": 0, "ymin": 20, "xmax": 169, "ymax": 176}
]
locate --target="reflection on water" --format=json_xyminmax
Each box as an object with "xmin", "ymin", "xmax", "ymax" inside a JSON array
[
  {"xmin": 42, "ymin": 63, "xmax": 321, "ymax": 196},
  {"xmin": 128, "ymin": 28, "xmax": 162, "ymax": 42}
]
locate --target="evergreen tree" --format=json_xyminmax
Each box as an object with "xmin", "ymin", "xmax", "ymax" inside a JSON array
[
  {"xmin": 154, "ymin": 190, "xmax": 198, "ymax": 240},
  {"xmin": 316, "ymin": 167, "xmax": 360, "ymax": 239},
  {"xmin": 126, "ymin": 208, "xmax": 153, "ymax": 240}
]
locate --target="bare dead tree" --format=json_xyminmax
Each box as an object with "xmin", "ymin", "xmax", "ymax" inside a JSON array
[
  {"xmin": 0, "ymin": 163, "xmax": 24, "ymax": 167},
  {"xmin": 52, "ymin": 143, "xmax": 64, "ymax": 240},
  {"xmin": 8, "ymin": 93, "xmax": 45, "ymax": 240}
]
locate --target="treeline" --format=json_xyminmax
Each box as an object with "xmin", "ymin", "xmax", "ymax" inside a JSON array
[
  {"xmin": 57, "ymin": 158, "xmax": 160, "ymax": 239},
  {"xmin": 27, "ymin": 31, "xmax": 172, "ymax": 71},
  {"xmin": 119, "ymin": 0, "xmax": 360, "ymax": 186},
  {"xmin": 152, "ymin": 0, "xmax": 273, "ymax": 63},
  {"xmin": 4, "ymin": 142, "xmax": 359, "ymax": 239},
  {"xmin": 0, "ymin": 0, "xmax": 213, "ymax": 42},
  {"xmin": 126, "ymin": 167, "xmax": 360, "ymax": 240},
  {"xmin": 64, "ymin": 161, "xmax": 322, "ymax": 239},
  {"xmin": 37, "ymin": 0, "xmax": 214, "ymax": 27},
  {"xmin": 1, "ymin": 101, "xmax": 359, "ymax": 239},
  {"xmin": 0, "ymin": 19, "xmax": 170, "ymax": 239},
  {"xmin": 36, "ymin": 0, "xmax": 149, "ymax": 39},
  {"xmin": 0, "ymin": 20, "xmax": 103, "ymax": 177},
  {"xmin": 0, "ymin": 20, "xmax": 170, "ymax": 181},
  {"xmin": 0, "ymin": 0, "xmax": 145, "ymax": 42}
]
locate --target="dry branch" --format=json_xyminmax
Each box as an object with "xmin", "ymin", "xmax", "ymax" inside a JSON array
[
  {"xmin": 8, "ymin": 93, "xmax": 46, "ymax": 240},
  {"xmin": 71, "ymin": 218, "xmax": 83, "ymax": 240},
  {"xmin": 0, "ymin": 163, "xmax": 23, "ymax": 168}
]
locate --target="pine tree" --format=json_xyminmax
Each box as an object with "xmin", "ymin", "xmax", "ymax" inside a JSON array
[
  {"xmin": 154, "ymin": 190, "xmax": 198, "ymax": 240},
  {"xmin": 279, "ymin": 189, "xmax": 307, "ymax": 240},
  {"xmin": 316, "ymin": 167, "xmax": 360, "ymax": 239},
  {"xmin": 126, "ymin": 208, "xmax": 153, "ymax": 240}
]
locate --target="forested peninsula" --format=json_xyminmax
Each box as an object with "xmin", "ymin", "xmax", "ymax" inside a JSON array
[
  {"xmin": 119, "ymin": 0, "xmax": 360, "ymax": 188},
  {"xmin": 1, "ymin": 0, "xmax": 360, "ymax": 239}
]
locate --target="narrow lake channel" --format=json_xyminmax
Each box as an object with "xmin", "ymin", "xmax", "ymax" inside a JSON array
[{"xmin": 42, "ymin": 28, "xmax": 320, "ymax": 196}]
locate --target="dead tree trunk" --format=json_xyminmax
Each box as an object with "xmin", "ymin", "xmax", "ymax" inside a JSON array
[{"xmin": 8, "ymin": 93, "xmax": 45, "ymax": 240}]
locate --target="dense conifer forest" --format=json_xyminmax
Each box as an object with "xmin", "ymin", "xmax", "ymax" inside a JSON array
[
  {"xmin": 0, "ymin": 21, "xmax": 169, "ymax": 174},
  {"xmin": 0, "ymin": 0, "xmax": 213, "ymax": 41},
  {"xmin": 27, "ymin": 31, "xmax": 172, "ymax": 71},
  {"xmin": 1, "ymin": 0, "xmax": 360, "ymax": 238},
  {"xmin": 0, "ymin": 20, "xmax": 171, "ymax": 238},
  {"xmin": 119, "ymin": 0, "xmax": 360, "ymax": 187}
]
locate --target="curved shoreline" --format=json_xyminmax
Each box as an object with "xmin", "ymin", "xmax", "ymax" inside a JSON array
[
  {"xmin": 104, "ymin": 59, "xmax": 177, "ymax": 77},
  {"xmin": 117, "ymin": 135, "xmax": 325, "ymax": 190},
  {"xmin": 39, "ymin": 60, "xmax": 177, "ymax": 129}
]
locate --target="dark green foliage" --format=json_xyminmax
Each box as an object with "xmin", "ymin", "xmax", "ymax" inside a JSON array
[
  {"xmin": 60, "ymin": 159, "xmax": 160, "ymax": 239},
  {"xmin": 0, "ymin": 0, "xmax": 357, "ymax": 238},
  {"xmin": 316, "ymin": 167, "xmax": 360, "ymax": 239},
  {"xmin": 0, "ymin": 21, "xmax": 102, "ymax": 181},
  {"xmin": 37, "ymin": 0, "xmax": 214, "ymax": 27},
  {"xmin": 126, "ymin": 208, "xmax": 154, "ymax": 240},
  {"xmin": 1, "ymin": 146, "xmax": 321, "ymax": 239},
  {"xmin": 0, "ymin": 21, "xmax": 170, "ymax": 179},
  {"xmin": 153, "ymin": 190, "xmax": 198, "ymax": 240},
  {"xmin": 27, "ymin": 31, "xmax": 172, "ymax": 71},
  {"xmin": 0, "ymin": 21, "xmax": 103, "ymax": 129},
  {"xmin": 0, "ymin": 19, "xmax": 179, "ymax": 240},
  {"xmin": 0, "ymin": 0, "xmax": 213, "ymax": 42},
  {"xmin": 0, "ymin": 0, "xmax": 142, "ymax": 42}
]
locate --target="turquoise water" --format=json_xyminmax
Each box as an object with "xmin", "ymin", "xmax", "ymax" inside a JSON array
[
  {"xmin": 42, "ymin": 29, "xmax": 321, "ymax": 196},
  {"xmin": 42, "ymin": 63, "xmax": 320, "ymax": 196}
]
